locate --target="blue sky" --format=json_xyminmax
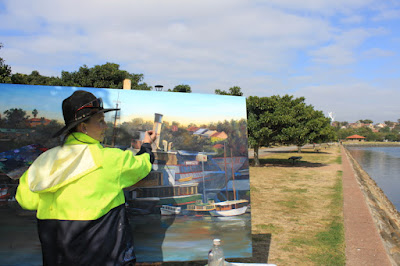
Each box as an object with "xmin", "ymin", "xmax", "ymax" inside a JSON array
[
  {"xmin": 0, "ymin": 0, "xmax": 399, "ymax": 123},
  {"xmin": 0, "ymin": 84, "xmax": 246, "ymax": 126}
]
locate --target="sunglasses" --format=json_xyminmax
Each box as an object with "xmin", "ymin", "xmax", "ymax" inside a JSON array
[{"xmin": 74, "ymin": 98, "xmax": 103, "ymax": 120}]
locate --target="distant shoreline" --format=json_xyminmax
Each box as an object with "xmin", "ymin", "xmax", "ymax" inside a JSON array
[{"xmin": 343, "ymin": 142, "xmax": 400, "ymax": 147}]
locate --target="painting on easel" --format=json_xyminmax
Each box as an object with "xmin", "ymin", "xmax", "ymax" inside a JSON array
[{"xmin": 0, "ymin": 83, "xmax": 251, "ymax": 263}]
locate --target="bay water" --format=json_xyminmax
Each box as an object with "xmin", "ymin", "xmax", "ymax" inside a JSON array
[{"xmin": 346, "ymin": 146, "xmax": 400, "ymax": 211}]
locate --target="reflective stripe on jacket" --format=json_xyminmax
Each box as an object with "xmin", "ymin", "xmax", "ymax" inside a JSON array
[{"xmin": 16, "ymin": 132, "xmax": 152, "ymax": 220}]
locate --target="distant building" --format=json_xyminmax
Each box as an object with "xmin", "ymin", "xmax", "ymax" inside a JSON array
[
  {"xmin": 211, "ymin": 131, "xmax": 228, "ymax": 142},
  {"xmin": 213, "ymin": 143, "xmax": 224, "ymax": 149},
  {"xmin": 27, "ymin": 117, "xmax": 51, "ymax": 127},
  {"xmin": 346, "ymin": 134, "xmax": 366, "ymax": 142}
]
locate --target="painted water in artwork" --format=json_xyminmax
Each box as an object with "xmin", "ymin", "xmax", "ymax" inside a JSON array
[{"xmin": 0, "ymin": 83, "xmax": 251, "ymax": 263}]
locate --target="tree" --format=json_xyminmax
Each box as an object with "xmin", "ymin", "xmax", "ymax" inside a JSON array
[
  {"xmin": 11, "ymin": 73, "xmax": 29, "ymax": 84},
  {"xmin": 169, "ymin": 84, "xmax": 192, "ymax": 93},
  {"xmin": 247, "ymin": 95, "xmax": 336, "ymax": 162},
  {"xmin": 246, "ymin": 96, "xmax": 279, "ymax": 166},
  {"xmin": 0, "ymin": 43, "xmax": 12, "ymax": 83},
  {"xmin": 379, "ymin": 126, "xmax": 391, "ymax": 133},
  {"xmin": 32, "ymin": 109, "xmax": 38, "ymax": 118},
  {"xmin": 385, "ymin": 132, "xmax": 399, "ymax": 142},
  {"xmin": 215, "ymin": 86, "xmax": 243, "ymax": 96},
  {"xmin": 384, "ymin": 121, "xmax": 395, "ymax": 127},
  {"xmin": 278, "ymin": 99, "xmax": 336, "ymax": 152},
  {"xmin": 61, "ymin": 63, "xmax": 152, "ymax": 90},
  {"xmin": 3, "ymin": 108, "xmax": 30, "ymax": 128},
  {"xmin": 358, "ymin": 119, "xmax": 373, "ymax": 124}
]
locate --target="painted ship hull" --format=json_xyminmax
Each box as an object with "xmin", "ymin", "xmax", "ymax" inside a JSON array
[
  {"xmin": 160, "ymin": 205, "xmax": 181, "ymax": 216},
  {"xmin": 208, "ymin": 200, "xmax": 249, "ymax": 217},
  {"xmin": 209, "ymin": 206, "xmax": 248, "ymax": 217}
]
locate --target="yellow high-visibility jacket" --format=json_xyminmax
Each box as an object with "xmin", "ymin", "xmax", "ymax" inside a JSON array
[{"xmin": 16, "ymin": 132, "xmax": 152, "ymax": 220}]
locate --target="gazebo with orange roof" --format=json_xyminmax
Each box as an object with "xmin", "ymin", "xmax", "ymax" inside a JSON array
[{"xmin": 346, "ymin": 134, "xmax": 366, "ymax": 142}]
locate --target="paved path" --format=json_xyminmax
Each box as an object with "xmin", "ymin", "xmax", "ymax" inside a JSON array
[{"xmin": 341, "ymin": 148, "xmax": 392, "ymax": 265}]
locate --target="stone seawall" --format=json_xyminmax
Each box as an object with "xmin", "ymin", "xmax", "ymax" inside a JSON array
[
  {"xmin": 344, "ymin": 142, "xmax": 400, "ymax": 147},
  {"xmin": 344, "ymin": 147, "xmax": 400, "ymax": 265}
]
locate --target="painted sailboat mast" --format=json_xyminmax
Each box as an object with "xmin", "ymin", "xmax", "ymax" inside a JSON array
[
  {"xmin": 223, "ymin": 142, "xmax": 229, "ymax": 199},
  {"xmin": 201, "ymin": 151, "xmax": 206, "ymax": 203},
  {"xmin": 231, "ymin": 148, "xmax": 237, "ymax": 201}
]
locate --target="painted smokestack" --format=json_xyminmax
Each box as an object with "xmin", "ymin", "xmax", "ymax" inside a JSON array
[{"xmin": 153, "ymin": 113, "xmax": 163, "ymax": 150}]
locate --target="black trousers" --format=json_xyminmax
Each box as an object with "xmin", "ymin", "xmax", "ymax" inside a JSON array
[{"xmin": 37, "ymin": 204, "xmax": 136, "ymax": 266}]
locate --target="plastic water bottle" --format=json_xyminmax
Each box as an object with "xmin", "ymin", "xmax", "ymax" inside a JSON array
[{"xmin": 208, "ymin": 239, "xmax": 225, "ymax": 266}]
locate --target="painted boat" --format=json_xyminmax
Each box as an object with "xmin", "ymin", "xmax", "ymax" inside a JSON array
[
  {"xmin": 209, "ymin": 200, "xmax": 249, "ymax": 217},
  {"xmin": 152, "ymin": 150, "xmax": 247, "ymax": 193},
  {"xmin": 160, "ymin": 205, "xmax": 181, "ymax": 216},
  {"xmin": 186, "ymin": 199, "xmax": 216, "ymax": 215}
]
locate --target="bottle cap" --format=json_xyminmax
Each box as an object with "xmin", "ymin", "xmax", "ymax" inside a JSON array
[{"xmin": 213, "ymin": 239, "xmax": 221, "ymax": 245}]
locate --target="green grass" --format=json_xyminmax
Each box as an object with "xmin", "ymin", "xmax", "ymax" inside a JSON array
[
  {"xmin": 256, "ymin": 223, "xmax": 283, "ymax": 234},
  {"xmin": 308, "ymin": 171, "xmax": 345, "ymax": 265},
  {"xmin": 283, "ymin": 171, "xmax": 345, "ymax": 265},
  {"xmin": 275, "ymin": 194, "xmax": 310, "ymax": 211}
]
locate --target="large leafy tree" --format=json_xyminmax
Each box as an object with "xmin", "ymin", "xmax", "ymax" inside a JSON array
[
  {"xmin": 215, "ymin": 86, "xmax": 243, "ymax": 96},
  {"xmin": 246, "ymin": 96, "xmax": 277, "ymax": 166},
  {"xmin": 61, "ymin": 63, "xmax": 151, "ymax": 90},
  {"xmin": 0, "ymin": 43, "xmax": 12, "ymax": 83},
  {"xmin": 6, "ymin": 61, "xmax": 151, "ymax": 90},
  {"xmin": 277, "ymin": 97, "xmax": 336, "ymax": 152},
  {"xmin": 247, "ymin": 95, "xmax": 336, "ymax": 165},
  {"xmin": 247, "ymin": 95, "xmax": 311, "ymax": 164}
]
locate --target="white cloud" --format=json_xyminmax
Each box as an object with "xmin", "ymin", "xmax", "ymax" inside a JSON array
[
  {"xmin": 1, "ymin": 0, "xmax": 399, "ymax": 122},
  {"xmin": 373, "ymin": 9, "xmax": 400, "ymax": 21},
  {"xmin": 294, "ymin": 82, "xmax": 400, "ymax": 123},
  {"xmin": 308, "ymin": 27, "xmax": 386, "ymax": 65},
  {"xmin": 362, "ymin": 48, "xmax": 396, "ymax": 57}
]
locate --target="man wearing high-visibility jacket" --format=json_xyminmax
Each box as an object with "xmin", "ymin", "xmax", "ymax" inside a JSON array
[{"xmin": 16, "ymin": 90, "xmax": 156, "ymax": 266}]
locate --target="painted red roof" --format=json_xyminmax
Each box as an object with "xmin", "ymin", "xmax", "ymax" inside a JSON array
[
  {"xmin": 27, "ymin": 118, "xmax": 51, "ymax": 127},
  {"xmin": 211, "ymin": 131, "xmax": 228, "ymax": 140},
  {"xmin": 187, "ymin": 126, "xmax": 199, "ymax": 132},
  {"xmin": 346, "ymin": 134, "xmax": 366, "ymax": 139}
]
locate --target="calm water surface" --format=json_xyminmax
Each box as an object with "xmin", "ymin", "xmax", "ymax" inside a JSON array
[
  {"xmin": 0, "ymin": 208, "xmax": 251, "ymax": 265},
  {"xmin": 347, "ymin": 146, "xmax": 400, "ymax": 210}
]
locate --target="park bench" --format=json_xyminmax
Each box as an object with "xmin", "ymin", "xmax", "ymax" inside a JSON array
[{"xmin": 288, "ymin": 156, "xmax": 302, "ymax": 165}]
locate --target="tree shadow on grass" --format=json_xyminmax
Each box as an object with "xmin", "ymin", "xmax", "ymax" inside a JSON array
[
  {"xmin": 156, "ymin": 233, "xmax": 272, "ymax": 266},
  {"xmin": 250, "ymin": 158, "xmax": 327, "ymax": 168}
]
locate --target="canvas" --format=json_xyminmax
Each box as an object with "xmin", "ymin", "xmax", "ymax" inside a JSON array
[{"xmin": 0, "ymin": 83, "xmax": 251, "ymax": 263}]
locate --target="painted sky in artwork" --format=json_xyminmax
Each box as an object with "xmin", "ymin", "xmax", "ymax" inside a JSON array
[{"xmin": 0, "ymin": 84, "xmax": 246, "ymax": 126}]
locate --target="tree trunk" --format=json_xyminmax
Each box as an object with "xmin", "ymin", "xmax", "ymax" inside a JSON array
[
  {"xmin": 254, "ymin": 145, "xmax": 260, "ymax": 166},
  {"xmin": 297, "ymin": 145, "xmax": 302, "ymax": 153}
]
